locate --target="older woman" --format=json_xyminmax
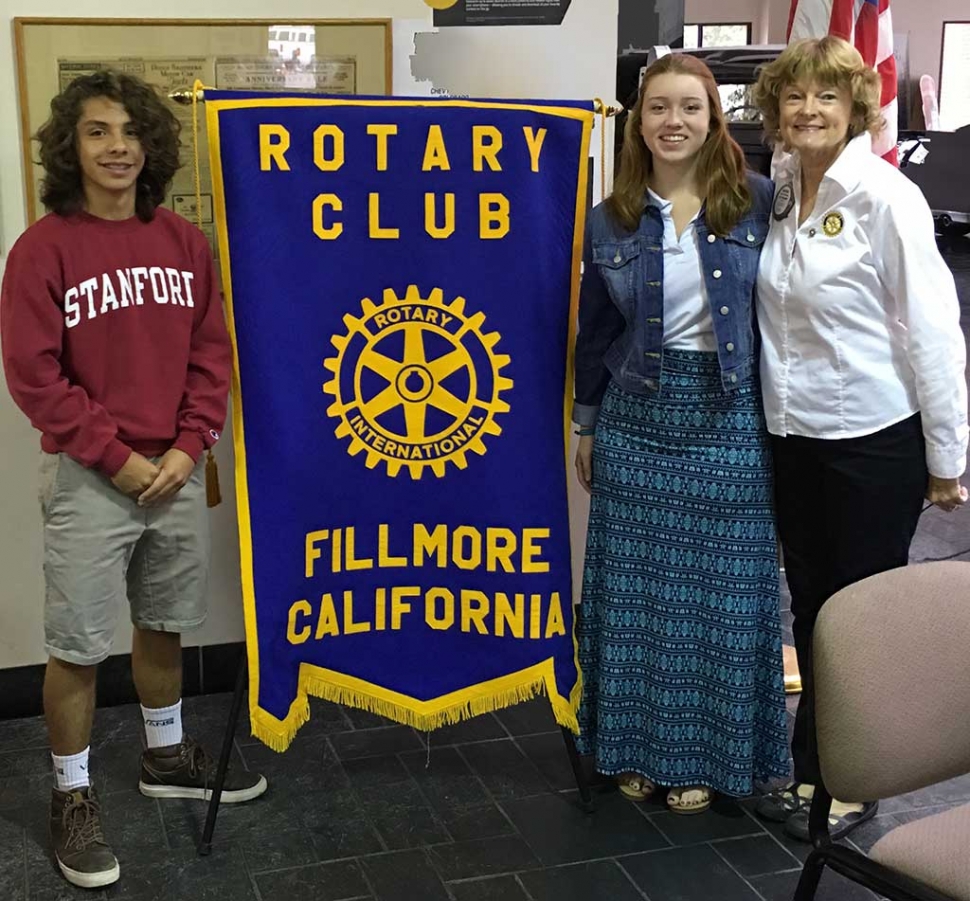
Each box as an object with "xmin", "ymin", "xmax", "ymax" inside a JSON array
[{"xmin": 752, "ymin": 36, "xmax": 968, "ymax": 841}]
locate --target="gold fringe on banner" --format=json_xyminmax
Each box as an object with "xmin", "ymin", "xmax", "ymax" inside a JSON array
[{"xmin": 249, "ymin": 662, "xmax": 582, "ymax": 753}]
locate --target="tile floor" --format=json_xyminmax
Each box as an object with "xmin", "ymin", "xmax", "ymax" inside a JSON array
[{"xmin": 2, "ymin": 686, "xmax": 970, "ymax": 901}]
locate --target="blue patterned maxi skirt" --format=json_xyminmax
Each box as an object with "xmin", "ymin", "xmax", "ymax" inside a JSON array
[{"xmin": 576, "ymin": 350, "xmax": 790, "ymax": 797}]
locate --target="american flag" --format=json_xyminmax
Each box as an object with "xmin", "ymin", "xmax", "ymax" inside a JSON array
[{"xmin": 787, "ymin": 0, "xmax": 898, "ymax": 166}]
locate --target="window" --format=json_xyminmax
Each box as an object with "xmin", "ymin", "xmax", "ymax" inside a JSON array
[
  {"xmin": 939, "ymin": 21, "xmax": 970, "ymax": 131},
  {"xmin": 683, "ymin": 23, "xmax": 752, "ymax": 49}
]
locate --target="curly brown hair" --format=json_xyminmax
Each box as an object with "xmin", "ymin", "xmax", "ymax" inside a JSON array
[
  {"xmin": 753, "ymin": 37, "xmax": 884, "ymax": 149},
  {"xmin": 36, "ymin": 70, "xmax": 181, "ymax": 221}
]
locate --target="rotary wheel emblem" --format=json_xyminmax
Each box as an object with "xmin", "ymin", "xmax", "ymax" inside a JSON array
[{"xmin": 323, "ymin": 285, "xmax": 513, "ymax": 478}]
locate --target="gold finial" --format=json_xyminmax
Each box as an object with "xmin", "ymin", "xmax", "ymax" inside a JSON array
[
  {"xmin": 594, "ymin": 99, "xmax": 623, "ymax": 117},
  {"xmin": 169, "ymin": 87, "xmax": 205, "ymax": 106}
]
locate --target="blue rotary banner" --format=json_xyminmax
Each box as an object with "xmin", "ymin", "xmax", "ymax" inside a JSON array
[{"xmin": 205, "ymin": 93, "xmax": 594, "ymax": 750}]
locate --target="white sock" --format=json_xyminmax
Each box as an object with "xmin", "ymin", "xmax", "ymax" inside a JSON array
[
  {"xmin": 52, "ymin": 748, "xmax": 90, "ymax": 792},
  {"xmin": 141, "ymin": 700, "xmax": 183, "ymax": 749}
]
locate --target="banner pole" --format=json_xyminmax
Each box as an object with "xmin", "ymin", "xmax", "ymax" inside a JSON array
[
  {"xmin": 561, "ymin": 727, "xmax": 594, "ymax": 812},
  {"xmin": 172, "ymin": 89, "xmax": 623, "ymax": 114},
  {"xmin": 197, "ymin": 648, "xmax": 248, "ymax": 856}
]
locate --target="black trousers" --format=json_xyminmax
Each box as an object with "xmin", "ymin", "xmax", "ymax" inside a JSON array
[{"xmin": 771, "ymin": 414, "xmax": 928, "ymax": 786}]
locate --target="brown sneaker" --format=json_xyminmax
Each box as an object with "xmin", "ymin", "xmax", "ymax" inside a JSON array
[
  {"xmin": 138, "ymin": 734, "xmax": 267, "ymax": 803},
  {"xmin": 49, "ymin": 786, "xmax": 120, "ymax": 888}
]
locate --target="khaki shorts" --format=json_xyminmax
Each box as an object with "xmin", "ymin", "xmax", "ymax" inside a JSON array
[{"xmin": 39, "ymin": 452, "xmax": 210, "ymax": 665}]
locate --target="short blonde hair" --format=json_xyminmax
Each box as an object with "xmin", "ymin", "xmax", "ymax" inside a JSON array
[{"xmin": 753, "ymin": 36, "xmax": 884, "ymax": 147}]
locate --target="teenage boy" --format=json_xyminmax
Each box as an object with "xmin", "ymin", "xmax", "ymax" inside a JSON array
[{"xmin": 1, "ymin": 70, "xmax": 266, "ymax": 889}]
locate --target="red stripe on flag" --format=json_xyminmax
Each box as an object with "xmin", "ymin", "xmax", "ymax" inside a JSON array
[
  {"xmin": 829, "ymin": 0, "xmax": 855, "ymax": 41},
  {"xmin": 877, "ymin": 56, "xmax": 897, "ymax": 107},
  {"xmin": 786, "ymin": 0, "xmax": 797, "ymax": 41},
  {"xmin": 854, "ymin": 2, "xmax": 879, "ymax": 66}
]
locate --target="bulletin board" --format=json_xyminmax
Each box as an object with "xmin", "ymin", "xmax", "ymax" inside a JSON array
[{"xmin": 14, "ymin": 17, "xmax": 393, "ymax": 231}]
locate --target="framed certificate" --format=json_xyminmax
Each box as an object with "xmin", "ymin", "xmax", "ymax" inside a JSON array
[{"xmin": 14, "ymin": 18, "xmax": 393, "ymax": 227}]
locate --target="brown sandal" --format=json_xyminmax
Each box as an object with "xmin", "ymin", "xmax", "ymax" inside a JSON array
[{"xmin": 616, "ymin": 773, "xmax": 656, "ymax": 802}]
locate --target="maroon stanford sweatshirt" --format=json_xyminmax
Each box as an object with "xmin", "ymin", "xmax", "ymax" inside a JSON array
[{"xmin": 1, "ymin": 208, "xmax": 232, "ymax": 476}]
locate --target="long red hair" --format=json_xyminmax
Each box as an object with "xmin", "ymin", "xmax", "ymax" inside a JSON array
[{"xmin": 607, "ymin": 53, "xmax": 751, "ymax": 236}]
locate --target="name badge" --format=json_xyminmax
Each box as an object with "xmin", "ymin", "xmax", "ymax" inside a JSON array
[{"xmin": 773, "ymin": 183, "xmax": 795, "ymax": 221}]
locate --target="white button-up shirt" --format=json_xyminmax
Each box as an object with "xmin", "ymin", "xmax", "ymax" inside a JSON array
[
  {"xmin": 647, "ymin": 189, "xmax": 716, "ymax": 352},
  {"xmin": 757, "ymin": 133, "xmax": 968, "ymax": 478}
]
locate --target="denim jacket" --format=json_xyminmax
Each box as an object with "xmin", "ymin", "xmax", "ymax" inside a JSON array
[{"xmin": 573, "ymin": 173, "xmax": 773, "ymax": 427}]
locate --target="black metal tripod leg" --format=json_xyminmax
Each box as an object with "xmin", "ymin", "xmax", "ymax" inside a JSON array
[
  {"xmin": 198, "ymin": 650, "xmax": 248, "ymax": 855},
  {"xmin": 560, "ymin": 727, "xmax": 593, "ymax": 812}
]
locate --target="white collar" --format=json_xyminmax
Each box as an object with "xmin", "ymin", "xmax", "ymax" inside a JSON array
[
  {"xmin": 777, "ymin": 132, "xmax": 874, "ymax": 194},
  {"xmin": 822, "ymin": 132, "xmax": 873, "ymax": 193},
  {"xmin": 647, "ymin": 187, "xmax": 674, "ymax": 212}
]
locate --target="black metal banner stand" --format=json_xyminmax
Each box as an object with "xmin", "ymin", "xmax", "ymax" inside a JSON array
[
  {"xmin": 197, "ymin": 652, "xmax": 247, "ymax": 855},
  {"xmin": 197, "ymin": 649, "xmax": 593, "ymax": 855}
]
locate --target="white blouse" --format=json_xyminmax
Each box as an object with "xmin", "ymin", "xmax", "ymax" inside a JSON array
[
  {"xmin": 648, "ymin": 189, "xmax": 716, "ymax": 352},
  {"xmin": 756, "ymin": 133, "xmax": 968, "ymax": 479}
]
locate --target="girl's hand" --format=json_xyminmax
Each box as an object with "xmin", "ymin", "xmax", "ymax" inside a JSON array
[{"xmin": 575, "ymin": 434, "xmax": 594, "ymax": 494}]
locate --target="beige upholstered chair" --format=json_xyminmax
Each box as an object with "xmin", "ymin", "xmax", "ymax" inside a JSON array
[{"xmin": 794, "ymin": 560, "xmax": 970, "ymax": 901}]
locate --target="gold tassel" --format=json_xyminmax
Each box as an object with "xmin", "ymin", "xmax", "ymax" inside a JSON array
[{"xmin": 205, "ymin": 450, "xmax": 222, "ymax": 508}]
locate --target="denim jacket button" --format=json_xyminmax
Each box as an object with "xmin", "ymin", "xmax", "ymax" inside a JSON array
[
  {"xmin": 746, "ymin": 234, "xmax": 756, "ymax": 242},
  {"xmin": 720, "ymin": 305, "xmax": 730, "ymax": 315},
  {"xmin": 726, "ymin": 342, "xmax": 735, "ymax": 352},
  {"xmin": 713, "ymin": 269, "xmax": 723, "ymax": 279},
  {"xmin": 707, "ymin": 234, "xmax": 716, "ymax": 244},
  {"xmin": 645, "ymin": 378, "xmax": 658, "ymax": 389},
  {"xmin": 730, "ymin": 374, "xmax": 738, "ymax": 383},
  {"xmin": 614, "ymin": 252, "xmax": 622, "ymax": 263}
]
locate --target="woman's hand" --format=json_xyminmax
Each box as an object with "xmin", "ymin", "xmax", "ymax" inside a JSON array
[
  {"xmin": 926, "ymin": 475, "xmax": 969, "ymax": 512},
  {"xmin": 575, "ymin": 434, "xmax": 594, "ymax": 494}
]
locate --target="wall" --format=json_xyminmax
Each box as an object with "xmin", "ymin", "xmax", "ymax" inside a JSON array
[
  {"xmin": 892, "ymin": 0, "xmax": 966, "ymax": 85},
  {"xmin": 0, "ymin": 0, "xmax": 618, "ymax": 669}
]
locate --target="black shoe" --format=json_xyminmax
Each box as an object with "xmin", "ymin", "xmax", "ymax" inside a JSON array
[
  {"xmin": 784, "ymin": 800, "xmax": 879, "ymax": 842},
  {"xmin": 139, "ymin": 735, "xmax": 267, "ymax": 803},
  {"xmin": 49, "ymin": 786, "xmax": 120, "ymax": 888},
  {"xmin": 754, "ymin": 783, "xmax": 813, "ymax": 823}
]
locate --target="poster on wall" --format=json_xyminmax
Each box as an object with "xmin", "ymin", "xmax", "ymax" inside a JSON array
[
  {"xmin": 214, "ymin": 56, "xmax": 357, "ymax": 94},
  {"xmin": 17, "ymin": 18, "xmax": 391, "ymax": 242},
  {"xmin": 940, "ymin": 22, "xmax": 970, "ymax": 132},
  {"xmin": 430, "ymin": 0, "xmax": 572, "ymax": 27}
]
